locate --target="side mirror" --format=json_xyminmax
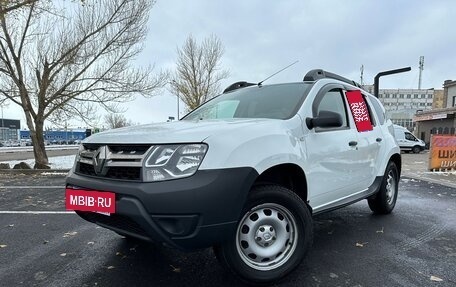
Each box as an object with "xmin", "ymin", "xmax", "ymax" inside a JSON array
[{"xmin": 306, "ymin": 110, "xmax": 343, "ymax": 130}]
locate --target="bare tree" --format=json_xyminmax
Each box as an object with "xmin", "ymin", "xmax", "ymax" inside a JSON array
[
  {"xmin": 0, "ymin": 0, "xmax": 37, "ymax": 17},
  {"xmin": 170, "ymin": 35, "xmax": 229, "ymax": 112},
  {"xmin": 0, "ymin": 0, "xmax": 166, "ymax": 166},
  {"xmin": 104, "ymin": 113, "xmax": 132, "ymax": 129}
]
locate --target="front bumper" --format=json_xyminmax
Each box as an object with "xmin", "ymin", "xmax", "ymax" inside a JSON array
[{"xmin": 66, "ymin": 167, "xmax": 258, "ymax": 250}]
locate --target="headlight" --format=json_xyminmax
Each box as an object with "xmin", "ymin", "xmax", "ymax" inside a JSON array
[
  {"xmin": 143, "ymin": 144, "xmax": 208, "ymax": 182},
  {"xmin": 73, "ymin": 143, "xmax": 84, "ymax": 168}
]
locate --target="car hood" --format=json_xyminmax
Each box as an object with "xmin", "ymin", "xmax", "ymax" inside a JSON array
[{"xmin": 84, "ymin": 118, "xmax": 283, "ymax": 144}]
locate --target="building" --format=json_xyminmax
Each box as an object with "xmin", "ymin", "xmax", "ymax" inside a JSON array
[
  {"xmin": 414, "ymin": 80, "xmax": 456, "ymax": 144},
  {"xmin": 432, "ymin": 89, "xmax": 445, "ymax": 109},
  {"xmin": 19, "ymin": 129, "xmax": 87, "ymax": 144},
  {"xmin": 0, "ymin": 118, "xmax": 20, "ymax": 142},
  {"xmin": 414, "ymin": 107, "xmax": 456, "ymax": 144},
  {"xmin": 444, "ymin": 79, "xmax": 456, "ymax": 108},
  {"xmin": 364, "ymin": 86, "xmax": 436, "ymax": 130}
]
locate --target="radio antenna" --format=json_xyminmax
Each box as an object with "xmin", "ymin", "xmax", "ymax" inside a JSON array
[{"xmin": 257, "ymin": 60, "xmax": 299, "ymax": 86}]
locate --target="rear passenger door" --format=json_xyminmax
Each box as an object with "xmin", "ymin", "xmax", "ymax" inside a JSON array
[{"xmin": 348, "ymin": 92, "xmax": 383, "ymax": 186}]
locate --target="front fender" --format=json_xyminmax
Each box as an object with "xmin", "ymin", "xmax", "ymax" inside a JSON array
[{"xmin": 199, "ymin": 117, "xmax": 305, "ymax": 173}]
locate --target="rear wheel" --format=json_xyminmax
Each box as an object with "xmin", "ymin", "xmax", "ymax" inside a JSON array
[
  {"xmin": 368, "ymin": 161, "xmax": 399, "ymax": 214},
  {"xmin": 412, "ymin": 145, "xmax": 421, "ymax": 154},
  {"xmin": 214, "ymin": 185, "xmax": 313, "ymax": 284}
]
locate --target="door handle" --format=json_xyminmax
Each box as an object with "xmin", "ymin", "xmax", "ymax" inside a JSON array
[
  {"xmin": 376, "ymin": 138, "xmax": 382, "ymax": 142},
  {"xmin": 348, "ymin": 141, "xmax": 358, "ymax": 147}
]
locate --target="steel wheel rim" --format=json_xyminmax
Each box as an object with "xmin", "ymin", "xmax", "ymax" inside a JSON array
[
  {"xmin": 236, "ymin": 203, "xmax": 298, "ymax": 271},
  {"xmin": 385, "ymin": 170, "xmax": 396, "ymax": 205}
]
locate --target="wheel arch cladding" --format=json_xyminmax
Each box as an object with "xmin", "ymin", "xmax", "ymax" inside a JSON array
[
  {"xmin": 390, "ymin": 153, "xmax": 402, "ymax": 176},
  {"xmin": 254, "ymin": 163, "xmax": 308, "ymax": 204}
]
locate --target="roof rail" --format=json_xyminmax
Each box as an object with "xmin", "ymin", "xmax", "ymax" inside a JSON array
[
  {"xmin": 303, "ymin": 69, "xmax": 363, "ymax": 89},
  {"xmin": 223, "ymin": 81, "xmax": 256, "ymax": 93}
]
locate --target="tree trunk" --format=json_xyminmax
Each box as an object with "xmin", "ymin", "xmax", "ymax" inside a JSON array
[{"xmin": 30, "ymin": 120, "xmax": 48, "ymax": 166}]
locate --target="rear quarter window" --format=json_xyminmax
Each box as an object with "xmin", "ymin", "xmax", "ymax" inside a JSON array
[{"xmin": 367, "ymin": 96, "xmax": 385, "ymax": 125}]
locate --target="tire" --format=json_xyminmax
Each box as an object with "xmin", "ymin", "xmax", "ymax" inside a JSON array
[
  {"xmin": 368, "ymin": 161, "xmax": 399, "ymax": 214},
  {"xmin": 412, "ymin": 146, "xmax": 421, "ymax": 154},
  {"xmin": 214, "ymin": 185, "xmax": 313, "ymax": 284}
]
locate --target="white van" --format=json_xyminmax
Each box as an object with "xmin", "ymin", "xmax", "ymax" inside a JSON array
[{"xmin": 393, "ymin": 125, "xmax": 425, "ymax": 153}]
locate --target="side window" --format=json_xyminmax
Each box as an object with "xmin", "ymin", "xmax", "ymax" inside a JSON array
[
  {"xmin": 368, "ymin": 96, "xmax": 385, "ymax": 125},
  {"xmin": 405, "ymin": 132, "xmax": 417, "ymax": 141},
  {"xmin": 345, "ymin": 89, "xmax": 374, "ymax": 132},
  {"xmin": 362, "ymin": 95, "xmax": 377, "ymax": 127},
  {"xmin": 316, "ymin": 89, "xmax": 348, "ymax": 128}
]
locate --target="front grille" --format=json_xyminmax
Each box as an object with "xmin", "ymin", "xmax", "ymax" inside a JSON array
[
  {"xmin": 78, "ymin": 212, "xmax": 148, "ymax": 238},
  {"xmin": 75, "ymin": 144, "xmax": 152, "ymax": 181},
  {"xmin": 106, "ymin": 166, "xmax": 141, "ymax": 180},
  {"xmin": 109, "ymin": 145, "xmax": 151, "ymax": 154},
  {"xmin": 79, "ymin": 162, "xmax": 96, "ymax": 176}
]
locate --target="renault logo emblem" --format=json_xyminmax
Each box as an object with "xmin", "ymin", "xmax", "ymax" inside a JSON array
[{"xmin": 93, "ymin": 146, "xmax": 109, "ymax": 175}]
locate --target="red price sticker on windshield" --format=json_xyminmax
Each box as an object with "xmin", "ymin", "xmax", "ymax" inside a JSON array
[{"xmin": 345, "ymin": 90, "xmax": 373, "ymax": 132}]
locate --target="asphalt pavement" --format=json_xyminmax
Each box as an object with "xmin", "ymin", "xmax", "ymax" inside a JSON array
[
  {"xmin": 0, "ymin": 163, "xmax": 455, "ymax": 286},
  {"xmin": 401, "ymin": 152, "xmax": 456, "ymax": 189}
]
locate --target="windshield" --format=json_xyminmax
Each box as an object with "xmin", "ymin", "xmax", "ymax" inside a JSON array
[{"xmin": 182, "ymin": 83, "xmax": 312, "ymax": 121}]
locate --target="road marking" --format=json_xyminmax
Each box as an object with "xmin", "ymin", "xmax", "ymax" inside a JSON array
[
  {"xmin": 0, "ymin": 186, "xmax": 63, "ymax": 189},
  {"xmin": 0, "ymin": 211, "xmax": 75, "ymax": 214}
]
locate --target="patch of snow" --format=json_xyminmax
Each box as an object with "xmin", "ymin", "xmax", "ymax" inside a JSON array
[
  {"xmin": 423, "ymin": 171, "xmax": 456, "ymax": 175},
  {"xmin": 41, "ymin": 172, "xmax": 69, "ymax": 176}
]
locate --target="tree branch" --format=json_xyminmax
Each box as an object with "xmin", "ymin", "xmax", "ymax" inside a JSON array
[{"xmin": 0, "ymin": 0, "xmax": 37, "ymax": 15}]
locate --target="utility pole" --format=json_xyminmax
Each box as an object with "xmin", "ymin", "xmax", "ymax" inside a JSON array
[{"xmin": 418, "ymin": 56, "xmax": 424, "ymax": 89}]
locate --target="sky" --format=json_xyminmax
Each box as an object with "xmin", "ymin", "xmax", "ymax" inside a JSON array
[{"xmin": 3, "ymin": 0, "xmax": 456, "ymax": 129}]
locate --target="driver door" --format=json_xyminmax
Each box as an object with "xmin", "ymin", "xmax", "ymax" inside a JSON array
[{"xmin": 303, "ymin": 85, "xmax": 367, "ymax": 211}]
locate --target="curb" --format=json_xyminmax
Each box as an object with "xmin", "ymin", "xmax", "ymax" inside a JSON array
[{"xmin": 402, "ymin": 173, "xmax": 456, "ymax": 189}]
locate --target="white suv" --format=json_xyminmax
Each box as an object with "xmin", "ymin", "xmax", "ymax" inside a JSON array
[{"xmin": 66, "ymin": 69, "xmax": 401, "ymax": 284}]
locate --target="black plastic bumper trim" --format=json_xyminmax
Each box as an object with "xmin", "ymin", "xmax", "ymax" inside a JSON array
[{"xmin": 66, "ymin": 167, "xmax": 258, "ymax": 250}]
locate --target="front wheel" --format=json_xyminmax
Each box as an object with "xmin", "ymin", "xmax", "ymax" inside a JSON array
[
  {"xmin": 214, "ymin": 185, "xmax": 313, "ymax": 284},
  {"xmin": 412, "ymin": 145, "xmax": 421, "ymax": 154},
  {"xmin": 368, "ymin": 161, "xmax": 399, "ymax": 214}
]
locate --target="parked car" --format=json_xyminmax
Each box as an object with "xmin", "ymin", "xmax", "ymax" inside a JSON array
[
  {"xmin": 20, "ymin": 139, "xmax": 33, "ymax": 146},
  {"xmin": 3, "ymin": 140, "xmax": 20, "ymax": 147},
  {"xmin": 393, "ymin": 124, "xmax": 425, "ymax": 153},
  {"xmin": 66, "ymin": 69, "xmax": 401, "ymax": 284},
  {"xmin": 50, "ymin": 139, "xmax": 64, "ymax": 145}
]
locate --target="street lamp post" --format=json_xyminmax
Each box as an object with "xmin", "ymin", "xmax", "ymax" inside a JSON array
[
  {"xmin": 171, "ymin": 80, "xmax": 180, "ymax": 121},
  {"xmin": 1, "ymin": 103, "xmax": 4, "ymax": 141},
  {"xmin": 177, "ymin": 94, "xmax": 180, "ymax": 120}
]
